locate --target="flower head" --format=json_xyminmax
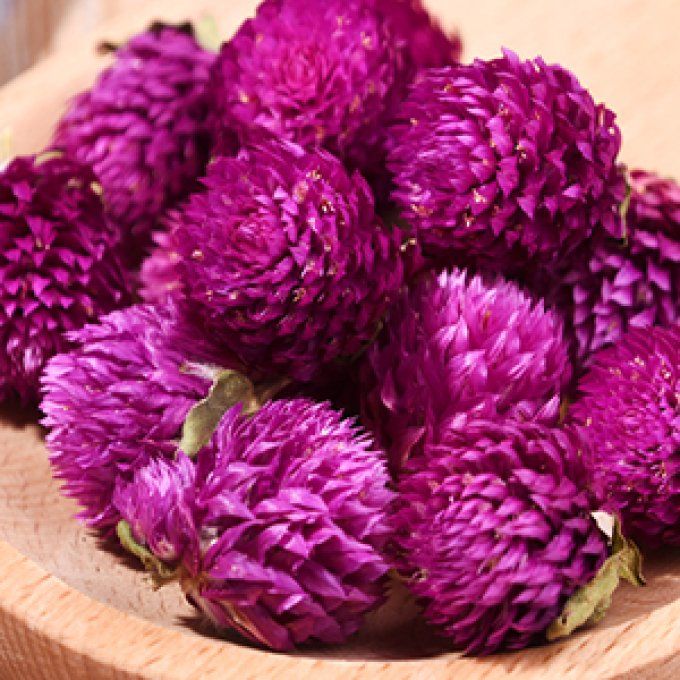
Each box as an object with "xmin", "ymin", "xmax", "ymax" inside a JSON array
[
  {"xmin": 392, "ymin": 419, "xmax": 607, "ymax": 654},
  {"xmin": 570, "ymin": 325, "xmax": 680, "ymax": 548},
  {"xmin": 387, "ymin": 50, "xmax": 625, "ymax": 268},
  {"xmin": 361, "ymin": 269, "xmax": 571, "ymax": 473},
  {"xmin": 209, "ymin": 0, "xmax": 407, "ymax": 176},
  {"xmin": 114, "ymin": 453, "xmax": 198, "ymax": 564},
  {"xmin": 155, "ymin": 139, "xmax": 404, "ymax": 383},
  {"xmin": 42, "ymin": 303, "xmax": 226, "ymax": 529},
  {"xmin": 115, "ymin": 399, "xmax": 393, "ymax": 651},
  {"xmin": 54, "ymin": 23, "xmax": 216, "ymax": 260},
  {"xmin": 0, "ymin": 153, "xmax": 129, "ymax": 403},
  {"xmin": 549, "ymin": 170, "xmax": 680, "ymax": 363}
]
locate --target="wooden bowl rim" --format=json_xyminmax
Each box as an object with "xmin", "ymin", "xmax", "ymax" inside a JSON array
[{"xmin": 3, "ymin": 534, "xmax": 680, "ymax": 680}]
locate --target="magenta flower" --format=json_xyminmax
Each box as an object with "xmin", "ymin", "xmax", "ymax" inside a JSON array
[
  {"xmin": 42, "ymin": 303, "xmax": 229, "ymax": 529},
  {"xmin": 361, "ymin": 269, "xmax": 571, "ymax": 473},
  {"xmin": 0, "ymin": 153, "xmax": 129, "ymax": 403},
  {"xmin": 115, "ymin": 399, "xmax": 393, "ymax": 651},
  {"xmin": 114, "ymin": 453, "xmax": 198, "ymax": 564},
  {"xmin": 372, "ymin": 0, "xmax": 462, "ymax": 69},
  {"xmin": 392, "ymin": 419, "xmax": 607, "ymax": 654},
  {"xmin": 548, "ymin": 170, "xmax": 680, "ymax": 363},
  {"xmin": 387, "ymin": 50, "xmax": 625, "ymax": 268},
  {"xmin": 209, "ymin": 0, "xmax": 407, "ymax": 177},
  {"xmin": 155, "ymin": 139, "xmax": 404, "ymax": 383},
  {"xmin": 54, "ymin": 23, "xmax": 216, "ymax": 261},
  {"xmin": 570, "ymin": 325, "xmax": 680, "ymax": 548}
]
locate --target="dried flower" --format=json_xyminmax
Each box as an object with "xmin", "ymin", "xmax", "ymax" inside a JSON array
[
  {"xmin": 42, "ymin": 303, "xmax": 226, "ymax": 529},
  {"xmin": 387, "ymin": 50, "xmax": 625, "ymax": 268},
  {"xmin": 209, "ymin": 0, "xmax": 407, "ymax": 177},
  {"xmin": 157, "ymin": 139, "xmax": 403, "ymax": 382},
  {"xmin": 54, "ymin": 23, "xmax": 216, "ymax": 260},
  {"xmin": 570, "ymin": 325, "xmax": 680, "ymax": 548},
  {"xmin": 0, "ymin": 153, "xmax": 129, "ymax": 403},
  {"xmin": 115, "ymin": 399, "xmax": 393, "ymax": 650},
  {"xmin": 361, "ymin": 269, "xmax": 571, "ymax": 473},
  {"xmin": 548, "ymin": 170, "xmax": 680, "ymax": 363},
  {"xmin": 392, "ymin": 419, "xmax": 607, "ymax": 654}
]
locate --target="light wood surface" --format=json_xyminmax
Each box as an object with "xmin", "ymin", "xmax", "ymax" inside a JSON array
[{"xmin": 1, "ymin": 1, "xmax": 680, "ymax": 678}]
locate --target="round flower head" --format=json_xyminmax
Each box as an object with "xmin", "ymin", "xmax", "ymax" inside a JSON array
[
  {"xmin": 54, "ymin": 23, "xmax": 216, "ymax": 260},
  {"xmin": 159, "ymin": 139, "xmax": 404, "ymax": 383},
  {"xmin": 361, "ymin": 269, "xmax": 571, "ymax": 473},
  {"xmin": 387, "ymin": 50, "xmax": 625, "ymax": 267},
  {"xmin": 372, "ymin": 0, "xmax": 462, "ymax": 69},
  {"xmin": 114, "ymin": 399, "xmax": 393, "ymax": 651},
  {"xmin": 0, "ymin": 153, "xmax": 129, "ymax": 403},
  {"xmin": 570, "ymin": 325, "xmax": 680, "ymax": 548},
  {"xmin": 114, "ymin": 453, "xmax": 198, "ymax": 564},
  {"xmin": 551, "ymin": 170, "xmax": 680, "ymax": 363},
  {"xmin": 42, "ymin": 303, "xmax": 229, "ymax": 529},
  {"xmin": 392, "ymin": 419, "xmax": 607, "ymax": 654},
  {"xmin": 209, "ymin": 0, "xmax": 407, "ymax": 175}
]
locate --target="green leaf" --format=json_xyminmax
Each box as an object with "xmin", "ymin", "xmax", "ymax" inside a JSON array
[
  {"xmin": 546, "ymin": 515, "xmax": 645, "ymax": 642},
  {"xmin": 116, "ymin": 521, "xmax": 178, "ymax": 588},
  {"xmin": 179, "ymin": 369, "xmax": 259, "ymax": 457}
]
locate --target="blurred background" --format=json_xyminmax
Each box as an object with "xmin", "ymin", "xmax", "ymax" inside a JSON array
[{"xmin": 0, "ymin": 0, "xmax": 137, "ymax": 83}]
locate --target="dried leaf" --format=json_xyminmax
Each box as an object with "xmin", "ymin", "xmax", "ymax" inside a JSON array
[
  {"xmin": 179, "ymin": 369, "xmax": 259, "ymax": 457},
  {"xmin": 546, "ymin": 515, "xmax": 645, "ymax": 641},
  {"xmin": 116, "ymin": 520, "xmax": 178, "ymax": 588}
]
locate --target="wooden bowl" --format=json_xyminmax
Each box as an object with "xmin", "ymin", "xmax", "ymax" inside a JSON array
[{"xmin": 1, "ymin": 1, "xmax": 680, "ymax": 677}]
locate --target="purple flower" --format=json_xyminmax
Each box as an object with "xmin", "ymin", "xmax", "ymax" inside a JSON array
[
  {"xmin": 392, "ymin": 419, "xmax": 607, "ymax": 654},
  {"xmin": 372, "ymin": 0, "xmax": 462, "ymax": 69},
  {"xmin": 53, "ymin": 23, "xmax": 216, "ymax": 261},
  {"xmin": 361, "ymin": 269, "xmax": 571, "ymax": 473},
  {"xmin": 387, "ymin": 50, "xmax": 625, "ymax": 268},
  {"xmin": 548, "ymin": 170, "xmax": 680, "ymax": 363},
  {"xmin": 114, "ymin": 453, "xmax": 198, "ymax": 564},
  {"xmin": 154, "ymin": 139, "xmax": 404, "ymax": 383},
  {"xmin": 570, "ymin": 325, "xmax": 680, "ymax": 548},
  {"xmin": 42, "ymin": 303, "xmax": 229, "ymax": 529},
  {"xmin": 115, "ymin": 399, "xmax": 393, "ymax": 651},
  {"xmin": 0, "ymin": 153, "xmax": 129, "ymax": 403},
  {"xmin": 209, "ymin": 0, "xmax": 407, "ymax": 177}
]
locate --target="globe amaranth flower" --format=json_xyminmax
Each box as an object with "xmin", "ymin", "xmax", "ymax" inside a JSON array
[
  {"xmin": 0, "ymin": 153, "xmax": 129, "ymax": 403},
  {"xmin": 548, "ymin": 170, "xmax": 680, "ymax": 363},
  {"xmin": 361, "ymin": 268, "xmax": 571, "ymax": 473},
  {"xmin": 391, "ymin": 419, "xmax": 607, "ymax": 654},
  {"xmin": 209, "ymin": 0, "xmax": 408, "ymax": 176},
  {"xmin": 372, "ymin": 0, "xmax": 462, "ymax": 69},
  {"xmin": 570, "ymin": 325, "xmax": 680, "ymax": 548},
  {"xmin": 387, "ymin": 49, "xmax": 626, "ymax": 268},
  {"xmin": 155, "ymin": 139, "xmax": 404, "ymax": 383},
  {"xmin": 114, "ymin": 399, "xmax": 393, "ymax": 651},
  {"xmin": 53, "ymin": 22, "xmax": 216, "ymax": 261},
  {"xmin": 114, "ymin": 452, "xmax": 198, "ymax": 564},
  {"xmin": 42, "ymin": 302, "xmax": 233, "ymax": 529}
]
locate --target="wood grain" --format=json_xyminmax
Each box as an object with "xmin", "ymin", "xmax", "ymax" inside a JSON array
[{"xmin": 1, "ymin": 1, "xmax": 680, "ymax": 678}]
